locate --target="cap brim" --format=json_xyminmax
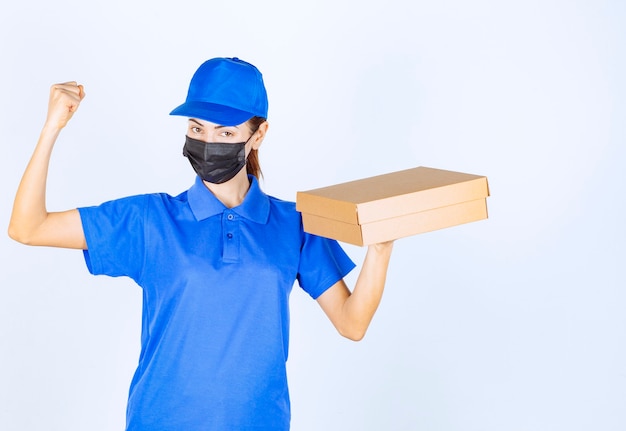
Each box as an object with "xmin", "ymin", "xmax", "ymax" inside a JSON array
[{"xmin": 170, "ymin": 101, "xmax": 254, "ymax": 126}]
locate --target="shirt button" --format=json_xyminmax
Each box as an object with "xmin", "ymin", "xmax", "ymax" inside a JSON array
[
  {"xmin": 227, "ymin": 214, "xmax": 234, "ymax": 221},
  {"xmin": 227, "ymin": 233, "xmax": 233, "ymax": 239}
]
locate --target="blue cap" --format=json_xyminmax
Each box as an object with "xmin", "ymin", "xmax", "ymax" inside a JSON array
[{"xmin": 170, "ymin": 57, "xmax": 268, "ymax": 126}]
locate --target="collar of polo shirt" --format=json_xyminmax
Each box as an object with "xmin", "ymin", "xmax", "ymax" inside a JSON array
[{"xmin": 187, "ymin": 175, "xmax": 270, "ymax": 224}]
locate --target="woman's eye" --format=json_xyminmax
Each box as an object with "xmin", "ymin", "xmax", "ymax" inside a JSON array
[{"xmin": 191, "ymin": 127, "xmax": 201, "ymax": 134}]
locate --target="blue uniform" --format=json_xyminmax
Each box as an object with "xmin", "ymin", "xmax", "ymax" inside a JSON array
[{"xmin": 78, "ymin": 176, "xmax": 355, "ymax": 431}]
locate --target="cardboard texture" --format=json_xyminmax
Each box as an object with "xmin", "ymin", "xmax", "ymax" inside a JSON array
[{"xmin": 296, "ymin": 166, "xmax": 490, "ymax": 246}]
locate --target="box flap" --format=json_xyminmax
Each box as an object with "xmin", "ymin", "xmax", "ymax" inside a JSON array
[{"xmin": 301, "ymin": 198, "xmax": 489, "ymax": 246}]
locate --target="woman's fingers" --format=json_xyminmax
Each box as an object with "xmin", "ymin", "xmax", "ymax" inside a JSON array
[{"xmin": 46, "ymin": 82, "xmax": 85, "ymax": 129}]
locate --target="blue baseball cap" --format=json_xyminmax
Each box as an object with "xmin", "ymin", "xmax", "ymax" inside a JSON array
[{"xmin": 170, "ymin": 57, "xmax": 268, "ymax": 126}]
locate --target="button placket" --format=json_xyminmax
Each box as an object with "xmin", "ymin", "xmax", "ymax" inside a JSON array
[{"xmin": 222, "ymin": 211, "xmax": 240, "ymax": 262}]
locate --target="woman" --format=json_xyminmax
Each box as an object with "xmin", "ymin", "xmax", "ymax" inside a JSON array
[{"xmin": 9, "ymin": 57, "xmax": 393, "ymax": 431}]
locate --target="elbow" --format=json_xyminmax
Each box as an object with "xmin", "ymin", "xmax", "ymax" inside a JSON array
[
  {"xmin": 8, "ymin": 224, "xmax": 20, "ymax": 242},
  {"xmin": 8, "ymin": 223, "xmax": 33, "ymax": 245},
  {"xmin": 338, "ymin": 325, "xmax": 368, "ymax": 342}
]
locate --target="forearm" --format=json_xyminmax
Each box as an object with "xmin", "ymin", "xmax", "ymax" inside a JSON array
[
  {"xmin": 8, "ymin": 125, "xmax": 61, "ymax": 243},
  {"xmin": 340, "ymin": 242, "xmax": 394, "ymax": 340}
]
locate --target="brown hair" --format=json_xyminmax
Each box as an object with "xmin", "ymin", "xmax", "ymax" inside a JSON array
[{"xmin": 246, "ymin": 116, "xmax": 266, "ymax": 179}]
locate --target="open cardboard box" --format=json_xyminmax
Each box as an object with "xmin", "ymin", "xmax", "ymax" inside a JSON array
[{"xmin": 296, "ymin": 166, "xmax": 490, "ymax": 246}]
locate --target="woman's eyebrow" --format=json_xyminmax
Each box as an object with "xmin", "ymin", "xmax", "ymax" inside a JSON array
[{"xmin": 188, "ymin": 119, "xmax": 238, "ymax": 129}]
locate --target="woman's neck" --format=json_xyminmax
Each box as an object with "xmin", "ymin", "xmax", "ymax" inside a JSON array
[{"xmin": 202, "ymin": 169, "xmax": 251, "ymax": 209}]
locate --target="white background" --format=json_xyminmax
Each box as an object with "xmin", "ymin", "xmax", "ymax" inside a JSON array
[{"xmin": 1, "ymin": 1, "xmax": 624, "ymax": 430}]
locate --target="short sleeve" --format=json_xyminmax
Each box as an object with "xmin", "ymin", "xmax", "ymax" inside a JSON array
[
  {"xmin": 78, "ymin": 195, "xmax": 148, "ymax": 281},
  {"xmin": 297, "ymin": 233, "xmax": 356, "ymax": 299}
]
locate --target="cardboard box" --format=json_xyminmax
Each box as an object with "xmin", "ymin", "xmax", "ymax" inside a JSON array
[{"xmin": 296, "ymin": 166, "xmax": 490, "ymax": 246}]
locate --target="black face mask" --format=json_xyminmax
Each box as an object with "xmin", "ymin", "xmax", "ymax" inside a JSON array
[{"xmin": 183, "ymin": 136, "xmax": 248, "ymax": 184}]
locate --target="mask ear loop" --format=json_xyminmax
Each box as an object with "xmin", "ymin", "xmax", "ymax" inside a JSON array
[{"xmin": 242, "ymin": 131, "xmax": 257, "ymax": 163}]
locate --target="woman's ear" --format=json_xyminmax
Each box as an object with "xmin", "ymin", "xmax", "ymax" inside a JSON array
[{"xmin": 251, "ymin": 121, "xmax": 269, "ymax": 150}]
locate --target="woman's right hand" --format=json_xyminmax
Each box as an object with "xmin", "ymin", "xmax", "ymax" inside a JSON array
[{"xmin": 45, "ymin": 82, "xmax": 85, "ymax": 130}]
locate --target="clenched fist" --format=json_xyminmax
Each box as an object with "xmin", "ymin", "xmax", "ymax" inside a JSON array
[{"xmin": 45, "ymin": 82, "xmax": 85, "ymax": 130}]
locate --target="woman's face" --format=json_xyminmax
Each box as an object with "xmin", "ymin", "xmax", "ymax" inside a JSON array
[{"xmin": 187, "ymin": 118, "xmax": 252, "ymax": 144}]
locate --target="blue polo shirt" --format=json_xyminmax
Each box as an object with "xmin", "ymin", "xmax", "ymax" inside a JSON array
[{"xmin": 78, "ymin": 176, "xmax": 355, "ymax": 431}]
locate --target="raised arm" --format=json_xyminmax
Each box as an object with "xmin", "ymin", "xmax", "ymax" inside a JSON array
[
  {"xmin": 316, "ymin": 241, "xmax": 394, "ymax": 341},
  {"xmin": 8, "ymin": 82, "xmax": 87, "ymax": 249}
]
